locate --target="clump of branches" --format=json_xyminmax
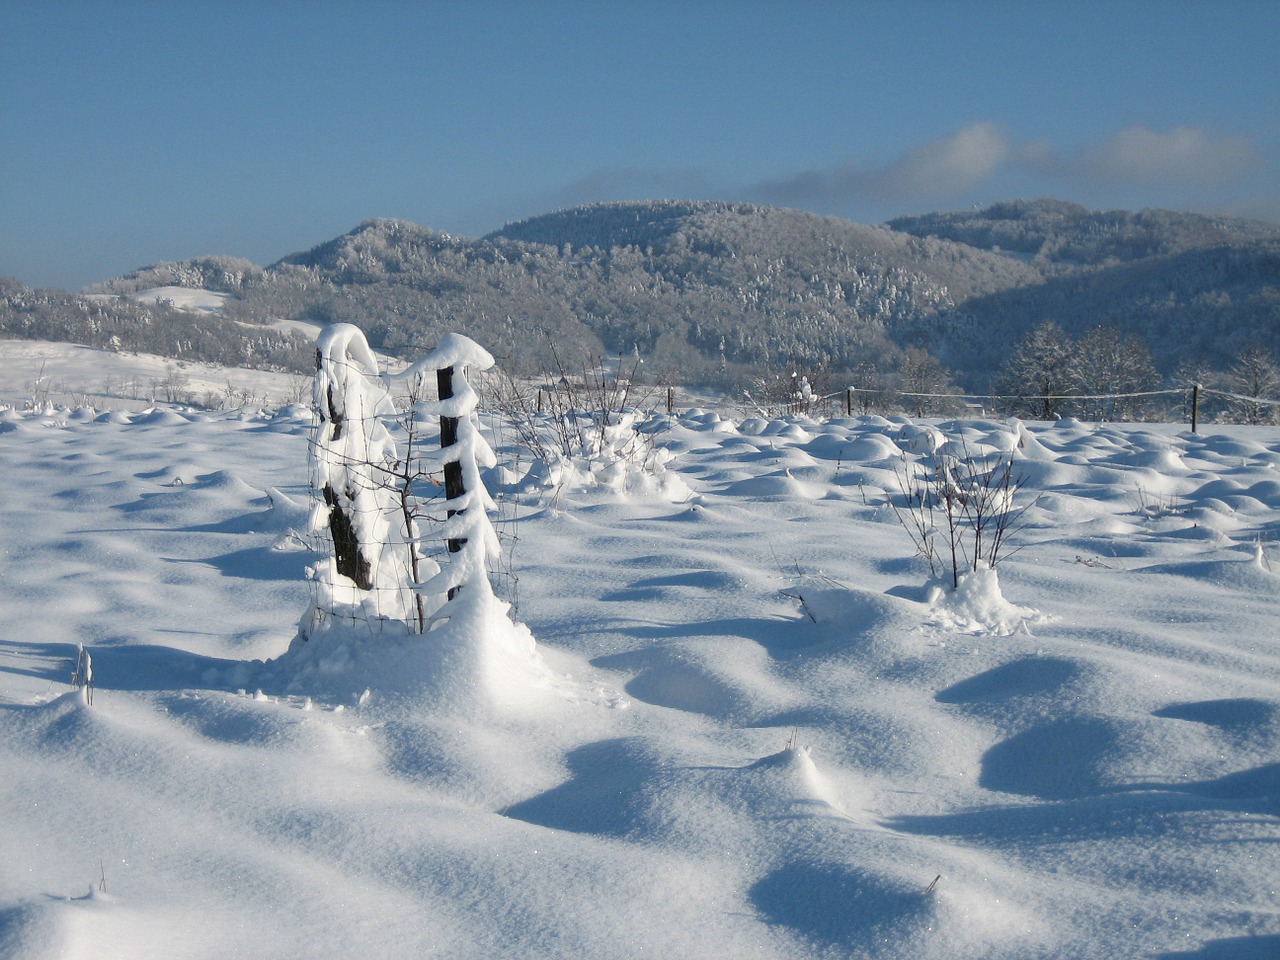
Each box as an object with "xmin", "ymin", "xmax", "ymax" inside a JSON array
[
  {"xmin": 484, "ymin": 344, "xmax": 668, "ymax": 490},
  {"xmin": 741, "ymin": 363, "xmax": 839, "ymax": 419},
  {"xmin": 889, "ymin": 440, "xmax": 1034, "ymax": 590}
]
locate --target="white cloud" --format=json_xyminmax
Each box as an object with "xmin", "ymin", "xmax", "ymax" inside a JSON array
[
  {"xmin": 879, "ymin": 122, "xmax": 1010, "ymax": 195},
  {"xmin": 517, "ymin": 122, "xmax": 1274, "ymax": 229},
  {"xmin": 1079, "ymin": 125, "xmax": 1261, "ymax": 185},
  {"xmin": 751, "ymin": 122, "xmax": 1011, "ymax": 208}
]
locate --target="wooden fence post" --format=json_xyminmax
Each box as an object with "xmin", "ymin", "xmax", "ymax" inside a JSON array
[
  {"xmin": 437, "ymin": 365, "xmax": 466, "ymax": 597},
  {"xmin": 1191, "ymin": 383, "xmax": 1200, "ymax": 433}
]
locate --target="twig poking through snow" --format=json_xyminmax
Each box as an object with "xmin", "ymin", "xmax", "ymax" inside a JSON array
[
  {"xmin": 1074, "ymin": 555, "xmax": 1113, "ymax": 569},
  {"xmin": 70, "ymin": 644, "xmax": 93, "ymax": 706}
]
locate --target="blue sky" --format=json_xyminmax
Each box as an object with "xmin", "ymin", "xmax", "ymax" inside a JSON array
[{"xmin": 2, "ymin": 0, "xmax": 1278, "ymax": 290}]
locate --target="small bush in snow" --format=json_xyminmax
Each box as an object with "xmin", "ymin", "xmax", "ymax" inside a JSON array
[
  {"xmin": 487, "ymin": 349, "xmax": 673, "ymax": 494},
  {"xmin": 740, "ymin": 363, "xmax": 839, "ymax": 419},
  {"xmin": 890, "ymin": 437, "xmax": 1032, "ymax": 591}
]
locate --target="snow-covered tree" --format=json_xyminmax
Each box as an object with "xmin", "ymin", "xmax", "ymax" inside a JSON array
[
  {"xmin": 1225, "ymin": 342, "xmax": 1280, "ymax": 425},
  {"xmin": 897, "ymin": 346, "xmax": 958, "ymax": 417},
  {"xmin": 1071, "ymin": 325, "xmax": 1159, "ymax": 421},
  {"xmin": 998, "ymin": 320, "xmax": 1074, "ymax": 420}
]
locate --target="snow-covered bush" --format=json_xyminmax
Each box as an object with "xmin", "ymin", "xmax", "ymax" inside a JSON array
[
  {"xmin": 487, "ymin": 351, "xmax": 676, "ymax": 495},
  {"xmin": 925, "ymin": 561, "xmax": 1040, "ymax": 636},
  {"xmin": 741, "ymin": 366, "xmax": 837, "ymax": 419},
  {"xmin": 890, "ymin": 434, "xmax": 1032, "ymax": 591}
]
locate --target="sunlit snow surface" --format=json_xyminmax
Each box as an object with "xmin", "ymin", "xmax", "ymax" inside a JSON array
[{"xmin": 2, "ymin": 366, "xmax": 1279, "ymax": 957}]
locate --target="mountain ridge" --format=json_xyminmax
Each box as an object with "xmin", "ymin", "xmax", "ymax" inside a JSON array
[{"xmin": 5, "ymin": 199, "xmax": 1278, "ymax": 391}]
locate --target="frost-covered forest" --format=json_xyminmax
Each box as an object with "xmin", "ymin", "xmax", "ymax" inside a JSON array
[{"xmin": 3, "ymin": 199, "xmax": 1279, "ymax": 411}]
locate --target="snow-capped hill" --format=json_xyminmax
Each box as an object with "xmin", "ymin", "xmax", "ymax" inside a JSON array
[
  {"xmin": 889, "ymin": 198, "xmax": 1280, "ymax": 267},
  {"xmin": 16, "ymin": 198, "xmax": 1279, "ymax": 391},
  {"xmin": 84, "ymin": 255, "xmax": 263, "ymax": 295},
  {"xmin": 271, "ymin": 218, "xmax": 467, "ymax": 278}
]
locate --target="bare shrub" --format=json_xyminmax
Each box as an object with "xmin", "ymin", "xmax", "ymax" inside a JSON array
[{"xmin": 890, "ymin": 440, "xmax": 1034, "ymax": 590}]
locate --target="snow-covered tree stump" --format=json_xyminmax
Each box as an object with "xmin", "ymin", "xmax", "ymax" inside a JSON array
[{"xmin": 302, "ymin": 323, "xmax": 420, "ymax": 636}]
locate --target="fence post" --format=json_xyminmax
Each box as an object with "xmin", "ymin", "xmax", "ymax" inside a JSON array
[
  {"xmin": 846, "ymin": 387, "xmax": 853, "ymax": 417},
  {"xmin": 437, "ymin": 365, "xmax": 466, "ymax": 598},
  {"xmin": 1191, "ymin": 383, "xmax": 1200, "ymax": 433},
  {"xmin": 667, "ymin": 385, "xmax": 674, "ymax": 415}
]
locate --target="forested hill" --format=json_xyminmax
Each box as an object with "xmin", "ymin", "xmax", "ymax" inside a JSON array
[
  {"xmin": 888, "ymin": 199, "xmax": 1280, "ymax": 268},
  {"xmin": 4, "ymin": 199, "xmax": 1278, "ymax": 390},
  {"xmin": 235, "ymin": 201, "xmax": 1040, "ymax": 382},
  {"xmin": 888, "ymin": 200, "xmax": 1280, "ymax": 378},
  {"xmin": 489, "ymin": 200, "xmax": 1038, "ymax": 304}
]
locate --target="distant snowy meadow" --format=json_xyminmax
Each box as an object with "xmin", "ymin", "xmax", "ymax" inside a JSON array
[{"xmin": 1, "ymin": 343, "xmax": 1279, "ymax": 959}]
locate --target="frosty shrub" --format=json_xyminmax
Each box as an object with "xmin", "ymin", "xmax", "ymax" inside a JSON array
[
  {"xmin": 486, "ymin": 348, "xmax": 673, "ymax": 494},
  {"xmin": 890, "ymin": 437, "xmax": 1032, "ymax": 591},
  {"xmin": 741, "ymin": 364, "xmax": 839, "ymax": 419}
]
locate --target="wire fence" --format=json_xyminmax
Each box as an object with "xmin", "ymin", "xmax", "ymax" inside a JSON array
[
  {"xmin": 836, "ymin": 385, "xmax": 1280, "ymax": 406},
  {"xmin": 796, "ymin": 383, "xmax": 1280, "ymax": 425}
]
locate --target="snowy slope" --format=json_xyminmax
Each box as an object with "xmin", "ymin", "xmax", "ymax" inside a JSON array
[
  {"xmin": 129, "ymin": 286, "xmax": 232, "ymax": 314},
  {"xmin": 1, "ymin": 367, "xmax": 1278, "ymax": 958},
  {"xmin": 1, "ymin": 339, "xmax": 307, "ymax": 412}
]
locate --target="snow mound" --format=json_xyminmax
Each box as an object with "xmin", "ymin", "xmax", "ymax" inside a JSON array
[
  {"xmin": 928, "ymin": 564, "xmax": 1042, "ymax": 636},
  {"xmin": 133, "ymin": 409, "xmax": 192, "ymax": 426},
  {"xmin": 741, "ymin": 744, "xmax": 846, "ymax": 817},
  {"xmin": 723, "ymin": 470, "xmax": 824, "ymax": 500},
  {"xmin": 262, "ymin": 588, "xmax": 553, "ymax": 715},
  {"xmin": 1135, "ymin": 550, "xmax": 1279, "ymax": 590}
]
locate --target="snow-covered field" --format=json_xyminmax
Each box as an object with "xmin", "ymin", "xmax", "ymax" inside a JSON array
[
  {"xmin": 1, "ymin": 341, "xmax": 1279, "ymax": 959},
  {"xmin": 2, "ymin": 339, "xmax": 312, "ymax": 413}
]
